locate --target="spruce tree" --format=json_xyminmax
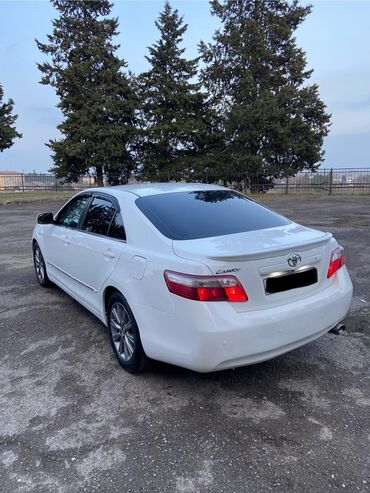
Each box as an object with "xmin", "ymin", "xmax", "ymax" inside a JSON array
[
  {"xmin": 200, "ymin": 0, "xmax": 331, "ymax": 191},
  {"xmin": 0, "ymin": 84, "xmax": 22, "ymax": 153},
  {"xmin": 137, "ymin": 1, "xmax": 208, "ymax": 180},
  {"xmin": 36, "ymin": 0, "xmax": 136, "ymax": 185}
]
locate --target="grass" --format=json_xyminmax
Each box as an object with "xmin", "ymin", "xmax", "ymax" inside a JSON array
[{"xmin": 0, "ymin": 190, "xmax": 74, "ymax": 204}]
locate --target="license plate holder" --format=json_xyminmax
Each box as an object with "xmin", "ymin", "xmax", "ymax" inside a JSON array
[{"xmin": 265, "ymin": 268, "xmax": 318, "ymax": 295}]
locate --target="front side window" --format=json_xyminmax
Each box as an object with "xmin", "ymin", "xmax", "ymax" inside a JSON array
[
  {"xmin": 81, "ymin": 196, "xmax": 116, "ymax": 236},
  {"xmin": 56, "ymin": 195, "xmax": 90, "ymax": 229}
]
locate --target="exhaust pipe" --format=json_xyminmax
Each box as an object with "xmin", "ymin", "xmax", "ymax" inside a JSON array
[{"xmin": 329, "ymin": 322, "xmax": 346, "ymax": 335}]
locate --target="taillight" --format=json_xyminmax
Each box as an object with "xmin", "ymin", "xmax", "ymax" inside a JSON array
[
  {"xmin": 164, "ymin": 270, "xmax": 248, "ymax": 302},
  {"xmin": 327, "ymin": 246, "xmax": 346, "ymax": 278}
]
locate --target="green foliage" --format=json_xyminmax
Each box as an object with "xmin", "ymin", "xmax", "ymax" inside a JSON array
[
  {"xmin": 0, "ymin": 84, "xmax": 22, "ymax": 153},
  {"xmin": 36, "ymin": 0, "xmax": 136, "ymax": 184},
  {"xmin": 36, "ymin": 0, "xmax": 331, "ymax": 188},
  {"xmin": 137, "ymin": 1, "xmax": 209, "ymax": 180},
  {"xmin": 199, "ymin": 0, "xmax": 331, "ymax": 191}
]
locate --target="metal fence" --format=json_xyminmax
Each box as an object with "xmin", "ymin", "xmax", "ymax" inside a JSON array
[
  {"xmin": 0, "ymin": 173, "xmax": 96, "ymax": 192},
  {"xmin": 1, "ymin": 168, "xmax": 370, "ymax": 194}
]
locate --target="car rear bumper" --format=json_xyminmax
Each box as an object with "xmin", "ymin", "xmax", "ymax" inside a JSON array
[{"xmin": 135, "ymin": 267, "xmax": 353, "ymax": 372}]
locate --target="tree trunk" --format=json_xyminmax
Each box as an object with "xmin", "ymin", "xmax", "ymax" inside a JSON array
[{"xmin": 96, "ymin": 166, "xmax": 104, "ymax": 187}]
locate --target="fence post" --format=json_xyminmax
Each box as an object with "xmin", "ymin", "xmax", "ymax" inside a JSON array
[
  {"xmin": 285, "ymin": 174, "xmax": 289, "ymax": 194},
  {"xmin": 21, "ymin": 173, "xmax": 25, "ymax": 192},
  {"xmin": 329, "ymin": 168, "xmax": 333, "ymax": 195}
]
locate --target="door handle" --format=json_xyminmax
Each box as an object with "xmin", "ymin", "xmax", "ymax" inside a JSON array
[
  {"xmin": 104, "ymin": 249, "xmax": 116, "ymax": 259},
  {"xmin": 64, "ymin": 236, "xmax": 71, "ymax": 245}
]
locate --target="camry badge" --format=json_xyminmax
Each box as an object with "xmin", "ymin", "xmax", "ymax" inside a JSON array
[
  {"xmin": 287, "ymin": 253, "xmax": 301, "ymax": 268},
  {"xmin": 216, "ymin": 268, "xmax": 240, "ymax": 275}
]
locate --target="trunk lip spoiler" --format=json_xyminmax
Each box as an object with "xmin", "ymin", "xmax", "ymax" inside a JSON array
[{"xmin": 204, "ymin": 233, "xmax": 333, "ymax": 262}]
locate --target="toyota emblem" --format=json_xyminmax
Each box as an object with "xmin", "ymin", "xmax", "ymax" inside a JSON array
[{"xmin": 287, "ymin": 253, "xmax": 301, "ymax": 268}]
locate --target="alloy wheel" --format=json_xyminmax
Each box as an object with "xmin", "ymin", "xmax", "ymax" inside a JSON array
[
  {"xmin": 34, "ymin": 246, "xmax": 45, "ymax": 284},
  {"xmin": 110, "ymin": 302, "xmax": 135, "ymax": 362}
]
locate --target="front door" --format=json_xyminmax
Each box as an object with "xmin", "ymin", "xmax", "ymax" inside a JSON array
[{"xmin": 44, "ymin": 194, "xmax": 91, "ymax": 290}]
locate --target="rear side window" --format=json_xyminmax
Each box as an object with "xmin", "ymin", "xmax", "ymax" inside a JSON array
[
  {"xmin": 82, "ymin": 197, "xmax": 116, "ymax": 236},
  {"xmin": 108, "ymin": 212, "xmax": 126, "ymax": 240},
  {"xmin": 136, "ymin": 190, "xmax": 290, "ymax": 240},
  {"xmin": 56, "ymin": 195, "xmax": 90, "ymax": 229}
]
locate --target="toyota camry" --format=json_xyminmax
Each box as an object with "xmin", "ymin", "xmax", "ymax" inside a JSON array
[{"xmin": 32, "ymin": 183, "xmax": 353, "ymax": 373}]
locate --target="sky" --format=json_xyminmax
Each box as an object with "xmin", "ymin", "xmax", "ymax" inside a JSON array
[{"xmin": 0, "ymin": 0, "xmax": 369, "ymax": 173}]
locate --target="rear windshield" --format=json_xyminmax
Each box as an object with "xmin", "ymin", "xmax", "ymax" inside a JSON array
[{"xmin": 136, "ymin": 190, "xmax": 290, "ymax": 240}]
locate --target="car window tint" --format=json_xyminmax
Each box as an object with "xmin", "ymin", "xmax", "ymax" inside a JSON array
[
  {"xmin": 108, "ymin": 212, "xmax": 126, "ymax": 240},
  {"xmin": 136, "ymin": 190, "xmax": 290, "ymax": 240},
  {"xmin": 82, "ymin": 197, "xmax": 116, "ymax": 236},
  {"xmin": 56, "ymin": 196, "xmax": 90, "ymax": 229}
]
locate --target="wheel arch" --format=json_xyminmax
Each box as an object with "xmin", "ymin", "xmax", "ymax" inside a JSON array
[
  {"xmin": 32, "ymin": 236, "xmax": 46, "ymax": 253},
  {"xmin": 102, "ymin": 285, "xmax": 121, "ymax": 323}
]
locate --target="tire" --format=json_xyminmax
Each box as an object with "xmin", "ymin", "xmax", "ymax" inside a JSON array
[
  {"xmin": 107, "ymin": 292, "xmax": 149, "ymax": 373},
  {"xmin": 33, "ymin": 242, "xmax": 52, "ymax": 287}
]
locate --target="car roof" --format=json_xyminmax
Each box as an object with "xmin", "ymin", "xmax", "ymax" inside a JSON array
[{"xmin": 83, "ymin": 182, "xmax": 229, "ymax": 198}]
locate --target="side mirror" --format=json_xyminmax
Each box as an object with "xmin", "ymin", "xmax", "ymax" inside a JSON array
[{"xmin": 37, "ymin": 212, "xmax": 54, "ymax": 225}]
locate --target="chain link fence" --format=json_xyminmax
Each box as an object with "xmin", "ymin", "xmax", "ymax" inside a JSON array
[{"xmin": 1, "ymin": 168, "xmax": 370, "ymax": 194}]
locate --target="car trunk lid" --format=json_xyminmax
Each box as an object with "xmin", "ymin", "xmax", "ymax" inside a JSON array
[{"xmin": 172, "ymin": 223, "xmax": 334, "ymax": 312}]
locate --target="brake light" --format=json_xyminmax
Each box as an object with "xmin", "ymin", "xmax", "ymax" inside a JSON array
[
  {"xmin": 164, "ymin": 270, "xmax": 248, "ymax": 302},
  {"xmin": 327, "ymin": 246, "xmax": 346, "ymax": 278}
]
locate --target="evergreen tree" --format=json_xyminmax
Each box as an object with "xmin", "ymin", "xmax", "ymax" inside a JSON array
[
  {"xmin": 137, "ymin": 1, "xmax": 208, "ymax": 180},
  {"xmin": 200, "ymin": 0, "xmax": 331, "ymax": 191},
  {"xmin": 36, "ymin": 0, "xmax": 136, "ymax": 185},
  {"xmin": 0, "ymin": 84, "xmax": 22, "ymax": 153}
]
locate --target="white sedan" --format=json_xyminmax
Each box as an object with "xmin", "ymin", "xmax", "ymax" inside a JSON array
[{"xmin": 32, "ymin": 183, "xmax": 353, "ymax": 373}]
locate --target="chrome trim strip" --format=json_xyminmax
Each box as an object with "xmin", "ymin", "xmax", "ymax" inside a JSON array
[
  {"xmin": 264, "ymin": 265, "xmax": 315, "ymax": 280},
  {"xmin": 47, "ymin": 261, "xmax": 97, "ymax": 292}
]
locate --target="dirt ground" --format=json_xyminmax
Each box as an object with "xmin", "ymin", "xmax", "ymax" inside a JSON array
[{"xmin": 0, "ymin": 195, "xmax": 369, "ymax": 493}]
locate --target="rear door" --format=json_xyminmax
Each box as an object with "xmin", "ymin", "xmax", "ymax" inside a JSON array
[{"xmin": 66, "ymin": 194, "xmax": 126, "ymax": 311}]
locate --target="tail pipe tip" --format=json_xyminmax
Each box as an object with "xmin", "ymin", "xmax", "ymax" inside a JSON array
[{"xmin": 329, "ymin": 322, "xmax": 346, "ymax": 335}]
